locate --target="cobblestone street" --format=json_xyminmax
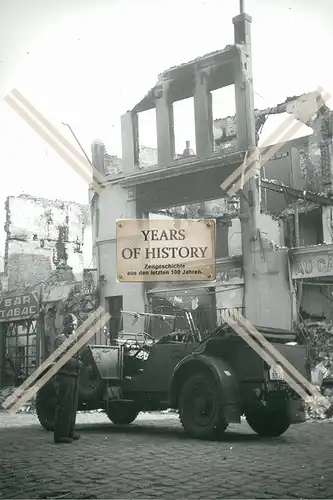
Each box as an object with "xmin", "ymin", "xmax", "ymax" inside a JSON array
[{"xmin": 0, "ymin": 412, "xmax": 333, "ymax": 499}]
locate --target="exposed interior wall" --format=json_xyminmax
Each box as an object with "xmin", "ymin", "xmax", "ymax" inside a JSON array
[
  {"xmin": 299, "ymin": 210, "xmax": 323, "ymax": 246},
  {"xmin": 282, "ymin": 208, "xmax": 323, "ymax": 248}
]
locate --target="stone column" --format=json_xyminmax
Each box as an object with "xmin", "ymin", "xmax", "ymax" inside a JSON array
[
  {"xmin": 194, "ymin": 71, "xmax": 213, "ymax": 159},
  {"xmin": 121, "ymin": 112, "xmax": 139, "ymax": 174},
  {"xmin": 155, "ymin": 84, "xmax": 175, "ymax": 167},
  {"xmin": 233, "ymin": 13, "xmax": 292, "ymax": 329}
]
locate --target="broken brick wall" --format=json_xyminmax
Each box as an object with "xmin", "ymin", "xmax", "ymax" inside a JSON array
[
  {"xmin": 4, "ymin": 194, "xmax": 93, "ymax": 291},
  {"xmin": 99, "ymin": 93, "xmax": 333, "ymax": 224},
  {"xmin": 214, "ymin": 94, "xmax": 333, "ymax": 212}
]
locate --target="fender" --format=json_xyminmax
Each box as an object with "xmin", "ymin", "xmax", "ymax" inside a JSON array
[{"xmin": 169, "ymin": 352, "xmax": 241, "ymax": 422}]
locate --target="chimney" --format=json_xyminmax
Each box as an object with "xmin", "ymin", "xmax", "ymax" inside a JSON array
[{"xmin": 91, "ymin": 140, "xmax": 106, "ymax": 174}]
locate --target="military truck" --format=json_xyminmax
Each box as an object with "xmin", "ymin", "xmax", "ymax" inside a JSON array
[{"xmin": 36, "ymin": 310, "xmax": 309, "ymax": 439}]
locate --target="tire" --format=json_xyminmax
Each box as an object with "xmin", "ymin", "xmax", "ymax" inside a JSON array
[
  {"xmin": 106, "ymin": 403, "xmax": 139, "ymax": 425},
  {"xmin": 78, "ymin": 347, "xmax": 105, "ymax": 402},
  {"xmin": 246, "ymin": 407, "xmax": 291, "ymax": 437},
  {"xmin": 35, "ymin": 380, "xmax": 56, "ymax": 431},
  {"xmin": 178, "ymin": 372, "xmax": 228, "ymax": 440}
]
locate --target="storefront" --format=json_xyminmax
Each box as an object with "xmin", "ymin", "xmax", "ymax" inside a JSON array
[
  {"xmin": 290, "ymin": 244, "xmax": 333, "ymax": 323},
  {"xmin": 0, "ymin": 288, "xmax": 41, "ymax": 389}
]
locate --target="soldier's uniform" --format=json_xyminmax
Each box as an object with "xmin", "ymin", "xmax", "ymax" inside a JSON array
[{"xmin": 53, "ymin": 314, "xmax": 81, "ymax": 444}]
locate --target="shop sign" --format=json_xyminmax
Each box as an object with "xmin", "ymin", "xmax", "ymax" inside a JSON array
[
  {"xmin": 291, "ymin": 252, "xmax": 333, "ymax": 279},
  {"xmin": 116, "ymin": 219, "xmax": 216, "ymax": 282},
  {"xmin": 0, "ymin": 290, "xmax": 39, "ymax": 322}
]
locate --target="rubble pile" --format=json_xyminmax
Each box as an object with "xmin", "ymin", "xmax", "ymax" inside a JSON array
[
  {"xmin": 305, "ymin": 399, "xmax": 330, "ymax": 420},
  {"xmin": 305, "ymin": 321, "xmax": 333, "ymax": 370},
  {"xmin": 303, "ymin": 321, "xmax": 333, "ymax": 420}
]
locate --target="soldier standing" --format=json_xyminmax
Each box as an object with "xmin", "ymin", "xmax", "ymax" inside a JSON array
[{"xmin": 53, "ymin": 314, "xmax": 82, "ymax": 444}]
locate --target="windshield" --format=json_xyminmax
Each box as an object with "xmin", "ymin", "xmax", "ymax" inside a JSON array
[{"xmin": 119, "ymin": 312, "xmax": 176, "ymax": 340}]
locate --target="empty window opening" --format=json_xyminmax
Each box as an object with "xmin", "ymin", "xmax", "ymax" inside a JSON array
[
  {"xmin": 173, "ymin": 97, "xmax": 196, "ymax": 158},
  {"xmin": 137, "ymin": 108, "xmax": 158, "ymax": 168},
  {"xmin": 211, "ymin": 85, "xmax": 236, "ymax": 153}
]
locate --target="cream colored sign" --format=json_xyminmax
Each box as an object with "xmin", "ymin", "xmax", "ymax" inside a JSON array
[{"xmin": 116, "ymin": 219, "xmax": 216, "ymax": 282}]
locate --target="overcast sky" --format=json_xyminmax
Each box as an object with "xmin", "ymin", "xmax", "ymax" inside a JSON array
[{"xmin": 0, "ymin": 0, "xmax": 332, "ymax": 262}]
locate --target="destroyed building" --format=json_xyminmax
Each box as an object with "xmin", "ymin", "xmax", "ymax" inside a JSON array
[
  {"xmin": 90, "ymin": 42, "xmax": 333, "ymax": 351},
  {"xmin": 0, "ymin": 194, "xmax": 97, "ymax": 388},
  {"xmin": 2, "ymin": 194, "xmax": 93, "ymax": 291}
]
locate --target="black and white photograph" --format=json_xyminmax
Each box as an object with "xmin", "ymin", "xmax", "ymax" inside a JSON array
[{"xmin": 0, "ymin": 0, "xmax": 333, "ymax": 498}]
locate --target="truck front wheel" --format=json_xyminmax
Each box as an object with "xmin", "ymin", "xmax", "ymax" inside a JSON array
[
  {"xmin": 179, "ymin": 372, "xmax": 228, "ymax": 440},
  {"xmin": 246, "ymin": 407, "xmax": 290, "ymax": 437},
  {"xmin": 106, "ymin": 403, "xmax": 139, "ymax": 425}
]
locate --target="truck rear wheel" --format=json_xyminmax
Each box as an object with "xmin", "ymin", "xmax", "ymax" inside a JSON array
[
  {"xmin": 246, "ymin": 407, "xmax": 290, "ymax": 437},
  {"xmin": 36, "ymin": 381, "xmax": 56, "ymax": 432},
  {"xmin": 179, "ymin": 372, "xmax": 228, "ymax": 440},
  {"xmin": 106, "ymin": 403, "xmax": 139, "ymax": 425}
]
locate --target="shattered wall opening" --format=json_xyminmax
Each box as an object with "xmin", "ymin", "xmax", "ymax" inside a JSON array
[
  {"xmin": 172, "ymin": 97, "xmax": 196, "ymax": 158},
  {"xmin": 137, "ymin": 108, "xmax": 158, "ymax": 168},
  {"xmin": 3, "ymin": 194, "xmax": 92, "ymax": 291},
  {"xmin": 211, "ymin": 85, "xmax": 236, "ymax": 153}
]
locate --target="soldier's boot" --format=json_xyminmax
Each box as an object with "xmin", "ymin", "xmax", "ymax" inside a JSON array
[{"xmin": 54, "ymin": 437, "xmax": 73, "ymax": 444}]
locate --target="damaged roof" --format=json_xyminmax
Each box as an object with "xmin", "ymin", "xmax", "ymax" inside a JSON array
[
  {"xmin": 132, "ymin": 45, "xmax": 238, "ymax": 113},
  {"xmin": 157, "ymin": 45, "xmax": 237, "ymax": 80}
]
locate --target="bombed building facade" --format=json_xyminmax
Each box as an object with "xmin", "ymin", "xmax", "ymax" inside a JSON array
[
  {"xmin": 90, "ymin": 35, "xmax": 333, "ymax": 351},
  {"xmin": 0, "ymin": 194, "xmax": 98, "ymax": 389},
  {"xmin": 1, "ymin": 194, "xmax": 93, "ymax": 292},
  {"xmin": 92, "ymin": 92, "xmax": 333, "ymax": 322}
]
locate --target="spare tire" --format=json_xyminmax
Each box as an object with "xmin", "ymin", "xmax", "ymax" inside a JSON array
[
  {"xmin": 78, "ymin": 346, "xmax": 105, "ymax": 402},
  {"xmin": 106, "ymin": 403, "xmax": 139, "ymax": 425},
  {"xmin": 36, "ymin": 379, "xmax": 56, "ymax": 431},
  {"xmin": 245, "ymin": 407, "xmax": 291, "ymax": 437}
]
